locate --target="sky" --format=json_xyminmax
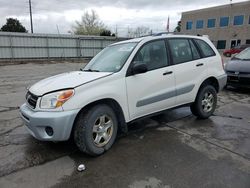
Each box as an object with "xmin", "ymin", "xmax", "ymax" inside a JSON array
[{"xmin": 0, "ymin": 0, "xmax": 248, "ymax": 37}]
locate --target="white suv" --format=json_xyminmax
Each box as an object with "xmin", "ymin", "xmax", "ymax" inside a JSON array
[{"xmin": 20, "ymin": 35, "xmax": 227, "ymax": 156}]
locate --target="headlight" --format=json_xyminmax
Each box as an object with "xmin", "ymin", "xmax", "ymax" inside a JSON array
[{"xmin": 40, "ymin": 89, "xmax": 74, "ymax": 109}]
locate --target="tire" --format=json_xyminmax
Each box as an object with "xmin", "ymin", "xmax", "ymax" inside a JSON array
[
  {"xmin": 74, "ymin": 104, "xmax": 118, "ymax": 156},
  {"xmin": 190, "ymin": 103, "xmax": 198, "ymax": 116},
  {"xmin": 190, "ymin": 85, "xmax": 217, "ymax": 119},
  {"xmin": 225, "ymin": 53, "xmax": 231, "ymax": 57}
]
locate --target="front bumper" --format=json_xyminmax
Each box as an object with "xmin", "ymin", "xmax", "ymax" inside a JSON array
[
  {"xmin": 19, "ymin": 104, "xmax": 79, "ymax": 141},
  {"xmin": 217, "ymin": 74, "xmax": 227, "ymax": 91},
  {"xmin": 227, "ymin": 73, "xmax": 250, "ymax": 88}
]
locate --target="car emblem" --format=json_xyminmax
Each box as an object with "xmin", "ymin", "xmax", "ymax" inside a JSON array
[{"xmin": 234, "ymin": 72, "xmax": 239, "ymax": 75}]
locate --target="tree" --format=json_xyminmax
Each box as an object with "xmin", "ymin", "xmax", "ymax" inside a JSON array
[
  {"xmin": 128, "ymin": 26, "xmax": 150, "ymax": 38},
  {"xmin": 100, "ymin": 29, "xmax": 111, "ymax": 36},
  {"xmin": 100, "ymin": 29, "xmax": 116, "ymax": 37},
  {"xmin": 73, "ymin": 10, "xmax": 107, "ymax": 35},
  {"xmin": 0, "ymin": 18, "xmax": 27, "ymax": 33},
  {"xmin": 174, "ymin": 21, "xmax": 181, "ymax": 32}
]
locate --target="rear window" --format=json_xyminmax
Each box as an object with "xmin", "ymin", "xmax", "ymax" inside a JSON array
[
  {"xmin": 240, "ymin": 45, "xmax": 250, "ymax": 49},
  {"xmin": 195, "ymin": 39, "xmax": 215, "ymax": 57}
]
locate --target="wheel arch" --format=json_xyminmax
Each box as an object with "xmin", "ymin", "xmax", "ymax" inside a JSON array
[
  {"xmin": 71, "ymin": 98, "xmax": 127, "ymax": 139},
  {"xmin": 198, "ymin": 77, "xmax": 219, "ymax": 93}
]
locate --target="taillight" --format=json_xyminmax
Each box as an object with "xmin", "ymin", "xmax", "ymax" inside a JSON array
[{"xmin": 221, "ymin": 56, "xmax": 224, "ymax": 69}]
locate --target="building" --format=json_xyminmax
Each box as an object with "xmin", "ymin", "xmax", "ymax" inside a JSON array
[{"xmin": 180, "ymin": 1, "xmax": 250, "ymax": 51}]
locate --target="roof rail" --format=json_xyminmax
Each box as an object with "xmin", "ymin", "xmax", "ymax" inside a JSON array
[
  {"xmin": 152, "ymin": 32, "xmax": 174, "ymax": 36},
  {"xmin": 135, "ymin": 31, "xmax": 184, "ymax": 39}
]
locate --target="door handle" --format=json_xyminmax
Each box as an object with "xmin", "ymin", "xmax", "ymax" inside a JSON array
[
  {"xmin": 163, "ymin": 71, "xmax": 173, "ymax": 75},
  {"xmin": 196, "ymin": 63, "xmax": 204, "ymax": 67}
]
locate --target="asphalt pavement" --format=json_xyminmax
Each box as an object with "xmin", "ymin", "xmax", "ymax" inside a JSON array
[{"xmin": 0, "ymin": 61, "xmax": 249, "ymax": 188}]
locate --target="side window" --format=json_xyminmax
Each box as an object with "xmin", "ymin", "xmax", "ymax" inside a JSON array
[
  {"xmin": 189, "ymin": 40, "xmax": 201, "ymax": 60},
  {"xmin": 195, "ymin": 39, "xmax": 215, "ymax": 57},
  {"xmin": 168, "ymin": 39, "xmax": 193, "ymax": 64},
  {"xmin": 134, "ymin": 40, "xmax": 168, "ymax": 71}
]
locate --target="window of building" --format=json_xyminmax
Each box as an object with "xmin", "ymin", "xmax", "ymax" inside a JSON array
[
  {"xmin": 217, "ymin": 40, "xmax": 226, "ymax": 49},
  {"xmin": 207, "ymin": 19, "xmax": 216, "ymax": 28},
  {"xmin": 234, "ymin": 15, "xmax": 244, "ymax": 25},
  {"xmin": 168, "ymin": 39, "xmax": 193, "ymax": 64},
  {"xmin": 186, "ymin": 21, "xmax": 192, "ymax": 30},
  {"xmin": 246, "ymin": 39, "xmax": 250, "ymax": 44},
  {"xmin": 248, "ymin": 16, "xmax": 250, "ymax": 24},
  {"xmin": 220, "ymin": 17, "xmax": 229, "ymax": 27},
  {"xmin": 195, "ymin": 39, "xmax": 215, "ymax": 57},
  {"xmin": 196, "ymin": 20, "xmax": 204, "ymax": 29}
]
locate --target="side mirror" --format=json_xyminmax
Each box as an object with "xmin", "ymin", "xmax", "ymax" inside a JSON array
[{"xmin": 132, "ymin": 62, "xmax": 148, "ymax": 75}]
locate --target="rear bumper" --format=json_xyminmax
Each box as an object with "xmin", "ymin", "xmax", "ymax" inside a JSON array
[
  {"xmin": 217, "ymin": 74, "xmax": 227, "ymax": 91},
  {"xmin": 19, "ymin": 104, "xmax": 79, "ymax": 141}
]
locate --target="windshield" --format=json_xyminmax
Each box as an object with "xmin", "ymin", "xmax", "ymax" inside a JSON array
[
  {"xmin": 83, "ymin": 42, "xmax": 138, "ymax": 72},
  {"xmin": 234, "ymin": 47, "xmax": 250, "ymax": 60}
]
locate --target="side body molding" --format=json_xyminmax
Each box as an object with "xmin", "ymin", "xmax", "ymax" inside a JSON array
[{"xmin": 136, "ymin": 84, "xmax": 195, "ymax": 107}]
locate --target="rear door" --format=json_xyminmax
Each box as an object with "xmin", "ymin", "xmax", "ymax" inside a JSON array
[{"xmin": 167, "ymin": 38, "xmax": 207, "ymax": 105}]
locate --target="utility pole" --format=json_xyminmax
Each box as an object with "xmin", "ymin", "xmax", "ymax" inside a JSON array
[
  {"xmin": 29, "ymin": 0, "xmax": 33, "ymax": 33},
  {"xmin": 115, "ymin": 25, "xmax": 118, "ymax": 37}
]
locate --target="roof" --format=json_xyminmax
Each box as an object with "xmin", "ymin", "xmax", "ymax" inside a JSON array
[{"xmin": 110, "ymin": 34, "xmax": 210, "ymax": 46}]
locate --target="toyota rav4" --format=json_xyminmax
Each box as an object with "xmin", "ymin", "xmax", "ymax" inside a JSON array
[{"xmin": 20, "ymin": 35, "xmax": 227, "ymax": 156}]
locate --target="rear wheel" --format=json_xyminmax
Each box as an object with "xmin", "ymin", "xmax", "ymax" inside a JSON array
[
  {"xmin": 190, "ymin": 85, "xmax": 217, "ymax": 119},
  {"xmin": 190, "ymin": 104, "xmax": 198, "ymax": 116},
  {"xmin": 74, "ymin": 104, "xmax": 118, "ymax": 156},
  {"xmin": 225, "ymin": 52, "xmax": 231, "ymax": 57}
]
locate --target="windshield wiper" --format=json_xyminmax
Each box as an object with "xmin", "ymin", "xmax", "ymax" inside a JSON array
[{"xmin": 81, "ymin": 68, "xmax": 100, "ymax": 72}]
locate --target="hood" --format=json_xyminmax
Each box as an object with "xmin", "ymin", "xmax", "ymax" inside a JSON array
[
  {"xmin": 29, "ymin": 71, "xmax": 112, "ymax": 96},
  {"xmin": 226, "ymin": 59, "xmax": 250, "ymax": 73}
]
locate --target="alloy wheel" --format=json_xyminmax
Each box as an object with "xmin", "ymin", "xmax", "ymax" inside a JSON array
[
  {"xmin": 92, "ymin": 115, "xmax": 114, "ymax": 147},
  {"xmin": 201, "ymin": 92, "xmax": 214, "ymax": 113}
]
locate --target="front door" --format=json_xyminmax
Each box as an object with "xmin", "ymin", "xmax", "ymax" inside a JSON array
[
  {"xmin": 231, "ymin": 39, "xmax": 241, "ymax": 49},
  {"xmin": 125, "ymin": 40, "xmax": 176, "ymax": 120}
]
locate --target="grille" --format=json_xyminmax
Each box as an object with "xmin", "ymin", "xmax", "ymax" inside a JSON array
[
  {"xmin": 26, "ymin": 92, "xmax": 38, "ymax": 109},
  {"xmin": 227, "ymin": 76, "xmax": 239, "ymax": 82},
  {"xmin": 227, "ymin": 76, "xmax": 250, "ymax": 86},
  {"xmin": 240, "ymin": 77, "xmax": 250, "ymax": 85}
]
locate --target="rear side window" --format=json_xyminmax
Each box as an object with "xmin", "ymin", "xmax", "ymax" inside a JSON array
[
  {"xmin": 189, "ymin": 40, "xmax": 201, "ymax": 60},
  {"xmin": 195, "ymin": 39, "xmax": 215, "ymax": 57},
  {"xmin": 168, "ymin": 39, "xmax": 193, "ymax": 64}
]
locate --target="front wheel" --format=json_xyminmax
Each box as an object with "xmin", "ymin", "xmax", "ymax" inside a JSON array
[
  {"xmin": 74, "ymin": 104, "xmax": 118, "ymax": 156},
  {"xmin": 190, "ymin": 85, "xmax": 217, "ymax": 119}
]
